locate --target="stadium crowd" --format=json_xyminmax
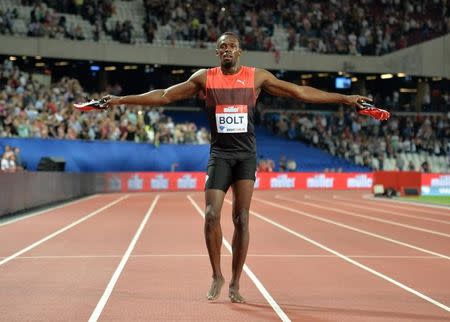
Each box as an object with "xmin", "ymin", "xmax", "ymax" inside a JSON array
[
  {"xmin": 1, "ymin": 57, "xmax": 448, "ymax": 173},
  {"xmin": 262, "ymin": 108, "xmax": 449, "ymax": 171},
  {"xmin": 1, "ymin": 0, "xmax": 447, "ymax": 55},
  {"xmin": 0, "ymin": 59, "xmax": 210, "ymax": 146},
  {"xmin": 143, "ymin": 0, "xmax": 449, "ymax": 55}
]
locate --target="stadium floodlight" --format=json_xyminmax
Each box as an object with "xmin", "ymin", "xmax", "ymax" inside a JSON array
[
  {"xmin": 400, "ymin": 88, "xmax": 417, "ymax": 93},
  {"xmin": 381, "ymin": 74, "xmax": 393, "ymax": 79},
  {"xmin": 90, "ymin": 65, "xmax": 100, "ymax": 71}
]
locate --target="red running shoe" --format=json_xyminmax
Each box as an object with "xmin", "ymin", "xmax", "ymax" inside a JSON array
[
  {"xmin": 73, "ymin": 98, "xmax": 108, "ymax": 111},
  {"xmin": 357, "ymin": 102, "xmax": 390, "ymax": 121}
]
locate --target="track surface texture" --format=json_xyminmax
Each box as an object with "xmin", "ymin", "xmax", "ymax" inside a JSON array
[{"xmin": 1, "ymin": 190, "xmax": 449, "ymax": 321}]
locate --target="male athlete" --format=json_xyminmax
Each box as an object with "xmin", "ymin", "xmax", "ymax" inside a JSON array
[{"xmin": 92, "ymin": 32, "xmax": 388, "ymax": 303}]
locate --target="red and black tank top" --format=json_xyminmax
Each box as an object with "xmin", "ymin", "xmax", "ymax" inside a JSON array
[{"xmin": 205, "ymin": 66, "xmax": 257, "ymax": 159}]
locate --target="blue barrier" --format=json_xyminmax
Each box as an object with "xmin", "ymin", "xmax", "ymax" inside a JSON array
[
  {"xmin": 0, "ymin": 138, "xmax": 210, "ymax": 172},
  {"xmin": 1, "ymin": 129, "xmax": 369, "ymax": 173}
]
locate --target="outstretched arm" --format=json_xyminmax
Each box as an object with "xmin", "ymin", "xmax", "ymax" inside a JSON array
[
  {"xmin": 101, "ymin": 69, "xmax": 206, "ymax": 108},
  {"xmin": 257, "ymin": 69, "xmax": 371, "ymax": 109}
]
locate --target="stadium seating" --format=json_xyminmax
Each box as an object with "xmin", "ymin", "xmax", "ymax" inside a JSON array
[{"xmin": 2, "ymin": 0, "xmax": 448, "ymax": 55}]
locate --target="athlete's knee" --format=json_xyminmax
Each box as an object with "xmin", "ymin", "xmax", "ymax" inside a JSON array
[
  {"xmin": 232, "ymin": 209, "xmax": 249, "ymax": 229},
  {"xmin": 205, "ymin": 205, "xmax": 221, "ymax": 227}
]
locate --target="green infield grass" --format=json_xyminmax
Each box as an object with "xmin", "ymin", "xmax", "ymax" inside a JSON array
[{"xmin": 397, "ymin": 195, "xmax": 450, "ymax": 206}]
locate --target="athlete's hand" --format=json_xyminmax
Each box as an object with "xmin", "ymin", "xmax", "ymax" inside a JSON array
[
  {"xmin": 343, "ymin": 95, "xmax": 372, "ymax": 110},
  {"xmin": 99, "ymin": 95, "xmax": 121, "ymax": 109}
]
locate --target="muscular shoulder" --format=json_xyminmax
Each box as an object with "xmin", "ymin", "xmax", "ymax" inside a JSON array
[
  {"xmin": 254, "ymin": 68, "xmax": 275, "ymax": 89},
  {"xmin": 189, "ymin": 68, "xmax": 207, "ymax": 89}
]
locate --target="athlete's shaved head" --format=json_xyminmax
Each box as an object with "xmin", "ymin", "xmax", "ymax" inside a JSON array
[{"xmin": 216, "ymin": 32, "xmax": 241, "ymax": 49}]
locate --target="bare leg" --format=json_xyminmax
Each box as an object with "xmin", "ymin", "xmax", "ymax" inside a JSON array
[
  {"xmin": 229, "ymin": 180, "xmax": 254, "ymax": 303},
  {"xmin": 204, "ymin": 189, "xmax": 226, "ymax": 300}
]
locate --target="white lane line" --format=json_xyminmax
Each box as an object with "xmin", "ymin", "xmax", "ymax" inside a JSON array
[
  {"xmin": 0, "ymin": 195, "xmax": 129, "ymax": 267},
  {"xmin": 363, "ymin": 194, "xmax": 450, "ymax": 212},
  {"xmin": 276, "ymin": 195, "xmax": 450, "ymax": 237},
  {"xmin": 252, "ymin": 197, "xmax": 450, "ymax": 260},
  {"xmin": 329, "ymin": 196, "xmax": 450, "ymax": 225},
  {"xmin": 236, "ymin": 200, "xmax": 450, "ymax": 312},
  {"xmin": 5, "ymin": 254, "xmax": 445, "ymax": 260},
  {"xmin": 88, "ymin": 195, "xmax": 160, "ymax": 322},
  {"xmin": 0, "ymin": 195, "xmax": 98, "ymax": 227},
  {"xmin": 187, "ymin": 195, "xmax": 291, "ymax": 322}
]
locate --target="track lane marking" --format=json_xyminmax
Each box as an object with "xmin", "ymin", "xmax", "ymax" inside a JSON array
[
  {"xmin": 252, "ymin": 197, "xmax": 449, "ymax": 260},
  {"xmin": 236, "ymin": 199, "xmax": 450, "ymax": 312},
  {"xmin": 4, "ymin": 254, "xmax": 445, "ymax": 260},
  {"xmin": 362, "ymin": 194, "xmax": 450, "ymax": 212},
  {"xmin": 187, "ymin": 195, "xmax": 291, "ymax": 322},
  {"xmin": 0, "ymin": 195, "xmax": 129, "ymax": 267},
  {"xmin": 328, "ymin": 195, "xmax": 450, "ymax": 224},
  {"xmin": 276, "ymin": 195, "xmax": 450, "ymax": 237},
  {"xmin": 88, "ymin": 195, "xmax": 160, "ymax": 322},
  {"xmin": 0, "ymin": 195, "xmax": 98, "ymax": 227}
]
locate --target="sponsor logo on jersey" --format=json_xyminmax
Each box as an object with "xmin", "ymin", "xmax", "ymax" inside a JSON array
[
  {"xmin": 128, "ymin": 174, "xmax": 143, "ymax": 190},
  {"xmin": 347, "ymin": 174, "xmax": 373, "ymax": 188},
  {"xmin": 307, "ymin": 174, "xmax": 334, "ymax": 188},
  {"xmin": 270, "ymin": 174, "xmax": 295, "ymax": 188},
  {"xmin": 151, "ymin": 174, "xmax": 169, "ymax": 189},
  {"xmin": 177, "ymin": 174, "xmax": 197, "ymax": 189},
  {"xmin": 223, "ymin": 106, "xmax": 239, "ymax": 113}
]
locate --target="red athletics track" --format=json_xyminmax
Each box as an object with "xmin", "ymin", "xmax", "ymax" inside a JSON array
[{"xmin": 0, "ymin": 190, "xmax": 449, "ymax": 321}]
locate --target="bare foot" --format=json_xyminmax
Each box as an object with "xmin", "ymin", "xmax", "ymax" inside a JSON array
[
  {"xmin": 207, "ymin": 276, "xmax": 225, "ymax": 300},
  {"xmin": 229, "ymin": 286, "xmax": 245, "ymax": 303}
]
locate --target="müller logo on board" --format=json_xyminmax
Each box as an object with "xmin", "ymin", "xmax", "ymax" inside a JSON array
[
  {"xmin": 270, "ymin": 174, "xmax": 295, "ymax": 188},
  {"xmin": 347, "ymin": 174, "xmax": 373, "ymax": 188},
  {"xmin": 128, "ymin": 174, "xmax": 143, "ymax": 190},
  {"xmin": 108, "ymin": 176, "xmax": 122, "ymax": 191},
  {"xmin": 177, "ymin": 174, "xmax": 197, "ymax": 189},
  {"xmin": 151, "ymin": 174, "xmax": 169, "ymax": 190},
  {"xmin": 307, "ymin": 174, "xmax": 334, "ymax": 188},
  {"xmin": 430, "ymin": 175, "xmax": 450, "ymax": 187}
]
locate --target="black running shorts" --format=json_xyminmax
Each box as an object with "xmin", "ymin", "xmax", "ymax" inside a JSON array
[{"xmin": 205, "ymin": 156, "xmax": 256, "ymax": 192}]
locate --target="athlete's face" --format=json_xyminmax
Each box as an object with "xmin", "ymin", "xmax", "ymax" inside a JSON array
[{"xmin": 216, "ymin": 36, "xmax": 242, "ymax": 68}]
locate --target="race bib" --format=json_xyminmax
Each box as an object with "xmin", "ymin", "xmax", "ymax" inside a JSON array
[{"xmin": 215, "ymin": 105, "xmax": 248, "ymax": 133}]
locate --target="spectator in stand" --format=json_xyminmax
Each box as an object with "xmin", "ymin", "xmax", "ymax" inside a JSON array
[
  {"xmin": 420, "ymin": 160, "xmax": 430, "ymax": 173},
  {"xmin": 1, "ymin": 151, "xmax": 16, "ymax": 172},
  {"xmin": 286, "ymin": 159, "xmax": 297, "ymax": 172},
  {"xmin": 13, "ymin": 146, "xmax": 24, "ymax": 170},
  {"xmin": 278, "ymin": 155, "xmax": 287, "ymax": 172}
]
